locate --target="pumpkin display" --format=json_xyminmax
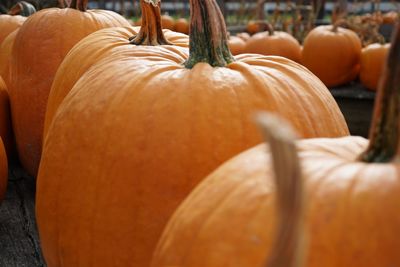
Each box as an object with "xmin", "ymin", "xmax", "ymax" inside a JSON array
[
  {"xmin": 9, "ymin": 0, "xmax": 130, "ymax": 176},
  {"xmin": 152, "ymin": 24, "xmax": 400, "ymax": 267},
  {"xmin": 245, "ymin": 24, "xmax": 302, "ymax": 62},
  {"xmin": 0, "ymin": 76, "xmax": 15, "ymax": 160},
  {"xmin": 43, "ymin": 0, "xmax": 189, "ymax": 137},
  {"xmin": 0, "ymin": 137, "xmax": 7, "ymax": 203},
  {"xmin": 0, "ymin": 15, "xmax": 26, "ymax": 45},
  {"xmin": 302, "ymin": 25, "xmax": 362, "ymax": 87},
  {"xmin": 228, "ymin": 35, "xmax": 246, "ymax": 55},
  {"xmin": 0, "ymin": 29, "xmax": 18, "ymax": 87},
  {"xmin": 360, "ymin": 42, "xmax": 389, "ymax": 91},
  {"xmin": 174, "ymin": 18, "xmax": 189, "ymax": 34},
  {"xmin": 161, "ymin": 14, "xmax": 175, "ymax": 30},
  {"xmin": 36, "ymin": 0, "xmax": 348, "ymax": 266}
]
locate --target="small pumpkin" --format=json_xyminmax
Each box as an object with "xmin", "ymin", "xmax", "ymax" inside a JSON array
[
  {"xmin": 247, "ymin": 20, "xmax": 261, "ymax": 34},
  {"xmin": 9, "ymin": 0, "xmax": 130, "ymax": 176},
  {"xmin": 245, "ymin": 24, "xmax": 302, "ymax": 62},
  {"xmin": 37, "ymin": 0, "xmax": 348, "ymax": 266},
  {"xmin": 228, "ymin": 35, "xmax": 246, "ymax": 55},
  {"xmin": 152, "ymin": 23, "xmax": 400, "ymax": 267},
  {"xmin": 174, "ymin": 18, "xmax": 189, "ymax": 34},
  {"xmin": 236, "ymin": 32, "xmax": 250, "ymax": 41},
  {"xmin": 0, "ymin": 76, "xmax": 15, "ymax": 160},
  {"xmin": 0, "ymin": 137, "xmax": 7, "ymax": 203},
  {"xmin": 382, "ymin": 11, "xmax": 398, "ymax": 25},
  {"xmin": 360, "ymin": 42, "xmax": 389, "ymax": 91},
  {"xmin": 0, "ymin": 29, "xmax": 18, "ymax": 87},
  {"xmin": 161, "ymin": 14, "xmax": 175, "ymax": 30},
  {"xmin": 302, "ymin": 24, "xmax": 362, "ymax": 87}
]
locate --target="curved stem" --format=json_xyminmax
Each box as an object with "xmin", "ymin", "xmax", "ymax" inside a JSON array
[
  {"xmin": 7, "ymin": 1, "xmax": 36, "ymax": 16},
  {"xmin": 332, "ymin": 18, "xmax": 347, "ymax": 32},
  {"xmin": 69, "ymin": 0, "xmax": 88, "ymax": 11},
  {"xmin": 256, "ymin": 113, "xmax": 305, "ymax": 267},
  {"xmin": 185, "ymin": 0, "xmax": 235, "ymax": 69},
  {"xmin": 129, "ymin": 0, "xmax": 171, "ymax": 45},
  {"xmin": 360, "ymin": 24, "xmax": 400, "ymax": 163}
]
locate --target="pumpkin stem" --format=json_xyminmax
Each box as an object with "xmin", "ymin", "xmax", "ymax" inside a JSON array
[
  {"xmin": 256, "ymin": 113, "xmax": 306, "ymax": 267},
  {"xmin": 332, "ymin": 19, "xmax": 347, "ymax": 32},
  {"xmin": 185, "ymin": 0, "xmax": 235, "ymax": 69},
  {"xmin": 7, "ymin": 1, "xmax": 36, "ymax": 16},
  {"xmin": 360, "ymin": 23, "xmax": 400, "ymax": 163},
  {"xmin": 129, "ymin": 0, "xmax": 171, "ymax": 45},
  {"xmin": 69, "ymin": 0, "xmax": 88, "ymax": 11}
]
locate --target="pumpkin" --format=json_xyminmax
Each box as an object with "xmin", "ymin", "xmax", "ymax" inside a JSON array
[
  {"xmin": 0, "ymin": 76, "xmax": 15, "ymax": 160},
  {"xmin": 302, "ymin": 25, "xmax": 362, "ymax": 87},
  {"xmin": 161, "ymin": 14, "xmax": 175, "ymax": 30},
  {"xmin": 174, "ymin": 18, "xmax": 189, "ymax": 34},
  {"xmin": 0, "ymin": 137, "xmax": 7, "ymax": 203},
  {"xmin": 360, "ymin": 42, "xmax": 389, "ymax": 91},
  {"xmin": 245, "ymin": 24, "xmax": 302, "ymax": 62},
  {"xmin": 9, "ymin": 0, "xmax": 130, "ymax": 176},
  {"xmin": 43, "ymin": 0, "xmax": 189, "ymax": 138},
  {"xmin": 36, "ymin": 0, "xmax": 348, "ymax": 266},
  {"xmin": 237, "ymin": 32, "xmax": 250, "ymax": 41},
  {"xmin": 0, "ymin": 29, "xmax": 18, "ymax": 87},
  {"xmin": 0, "ymin": 15, "xmax": 25, "ymax": 45},
  {"xmin": 382, "ymin": 11, "xmax": 398, "ymax": 25},
  {"xmin": 152, "ymin": 24, "xmax": 400, "ymax": 267},
  {"xmin": 228, "ymin": 35, "xmax": 246, "ymax": 55},
  {"xmin": 247, "ymin": 20, "xmax": 261, "ymax": 34}
]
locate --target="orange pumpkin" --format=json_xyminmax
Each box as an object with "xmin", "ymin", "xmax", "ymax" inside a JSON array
[
  {"xmin": 302, "ymin": 25, "xmax": 362, "ymax": 87},
  {"xmin": 0, "ymin": 29, "xmax": 18, "ymax": 87},
  {"xmin": 0, "ymin": 137, "xmax": 7, "ymax": 203},
  {"xmin": 247, "ymin": 20, "xmax": 261, "ymax": 34},
  {"xmin": 161, "ymin": 14, "xmax": 175, "ymax": 30},
  {"xmin": 245, "ymin": 25, "xmax": 302, "ymax": 62},
  {"xmin": 0, "ymin": 76, "xmax": 15, "ymax": 160},
  {"xmin": 382, "ymin": 11, "xmax": 398, "ymax": 24},
  {"xmin": 43, "ymin": 0, "xmax": 189, "ymax": 138},
  {"xmin": 228, "ymin": 35, "xmax": 246, "ymax": 55},
  {"xmin": 37, "ymin": 0, "xmax": 348, "ymax": 266},
  {"xmin": 174, "ymin": 18, "xmax": 189, "ymax": 34},
  {"xmin": 0, "ymin": 15, "xmax": 26, "ymax": 45},
  {"xmin": 9, "ymin": 0, "xmax": 130, "ymax": 176},
  {"xmin": 237, "ymin": 32, "xmax": 250, "ymax": 41},
  {"xmin": 360, "ymin": 43, "xmax": 389, "ymax": 91},
  {"xmin": 152, "ymin": 24, "xmax": 400, "ymax": 267}
]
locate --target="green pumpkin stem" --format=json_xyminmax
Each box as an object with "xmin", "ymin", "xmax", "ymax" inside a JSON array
[
  {"xmin": 130, "ymin": 0, "xmax": 171, "ymax": 45},
  {"xmin": 69, "ymin": 0, "xmax": 88, "ymax": 11},
  {"xmin": 256, "ymin": 113, "xmax": 306, "ymax": 267},
  {"xmin": 7, "ymin": 1, "xmax": 36, "ymax": 16},
  {"xmin": 185, "ymin": 0, "xmax": 235, "ymax": 69},
  {"xmin": 360, "ymin": 23, "xmax": 400, "ymax": 163}
]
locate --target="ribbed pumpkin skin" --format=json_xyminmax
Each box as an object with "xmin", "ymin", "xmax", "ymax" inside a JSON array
[
  {"xmin": 161, "ymin": 14, "xmax": 175, "ymax": 30},
  {"xmin": 0, "ymin": 77, "xmax": 15, "ymax": 160},
  {"xmin": 0, "ymin": 137, "xmax": 7, "ymax": 203},
  {"xmin": 0, "ymin": 29, "xmax": 18, "ymax": 87},
  {"xmin": 0, "ymin": 15, "xmax": 25, "ymax": 45},
  {"xmin": 153, "ymin": 137, "xmax": 400, "ymax": 267},
  {"xmin": 43, "ymin": 26, "xmax": 188, "ymax": 138},
  {"xmin": 37, "ymin": 50, "xmax": 348, "ymax": 267},
  {"xmin": 302, "ymin": 25, "xmax": 362, "ymax": 87},
  {"xmin": 360, "ymin": 43, "xmax": 390, "ymax": 91},
  {"xmin": 174, "ymin": 18, "xmax": 189, "ymax": 34},
  {"xmin": 245, "ymin": 31, "xmax": 302, "ymax": 62},
  {"xmin": 9, "ymin": 8, "xmax": 130, "ymax": 176},
  {"xmin": 228, "ymin": 36, "xmax": 246, "ymax": 55}
]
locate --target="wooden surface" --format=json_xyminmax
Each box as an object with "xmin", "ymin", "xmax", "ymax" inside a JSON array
[
  {"xmin": 0, "ymin": 82, "xmax": 375, "ymax": 267},
  {"xmin": 0, "ymin": 165, "xmax": 45, "ymax": 267}
]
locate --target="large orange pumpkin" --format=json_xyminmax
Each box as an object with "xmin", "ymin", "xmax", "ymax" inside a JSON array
[
  {"xmin": 0, "ymin": 29, "xmax": 18, "ymax": 87},
  {"xmin": 43, "ymin": 0, "xmax": 189, "ymax": 138},
  {"xmin": 0, "ymin": 15, "xmax": 25, "ymax": 45},
  {"xmin": 9, "ymin": 0, "xmax": 130, "ymax": 176},
  {"xmin": 245, "ymin": 25, "xmax": 302, "ymax": 62},
  {"xmin": 0, "ymin": 137, "xmax": 7, "ymax": 203},
  {"xmin": 152, "ymin": 24, "xmax": 400, "ymax": 267},
  {"xmin": 302, "ymin": 25, "xmax": 362, "ymax": 87},
  {"xmin": 36, "ymin": 0, "xmax": 348, "ymax": 266},
  {"xmin": 0, "ymin": 76, "xmax": 15, "ymax": 160},
  {"xmin": 360, "ymin": 42, "xmax": 389, "ymax": 91}
]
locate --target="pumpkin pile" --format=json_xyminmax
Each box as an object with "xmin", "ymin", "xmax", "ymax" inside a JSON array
[{"xmin": 135, "ymin": 13, "xmax": 190, "ymax": 34}]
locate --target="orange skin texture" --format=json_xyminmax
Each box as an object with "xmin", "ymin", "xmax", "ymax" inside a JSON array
[
  {"xmin": 43, "ymin": 26, "xmax": 188, "ymax": 138},
  {"xmin": 0, "ymin": 137, "xmax": 7, "ymax": 203},
  {"xmin": 153, "ymin": 137, "xmax": 400, "ymax": 267},
  {"xmin": 245, "ymin": 31, "xmax": 302, "ymax": 62},
  {"xmin": 9, "ymin": 8, "xmax": 130, "ymax": 177},
  {"xmin": 37, "ymin": 49, "xmax": 348, "ymax": 267},
  {"xmin": 360, "ymin": 43, "xmax": 390, "ymax": 91},
  {"xmin": 0, "ymin": 29, "xmax": 18, "ymax": 87},
  {"xmin": 302, "ymin": 25, "xmax": 362, "ymax": 87},
  {"xmin": 161, "ymin": 15, "xmax": 175, "ymax": 30},
  {"xmin": 247, "ymin": 21, "xmax": 260, "ymax": 35},
  {"xmin": 382, "ymin": 11, "xmax": 398, "ymax": 24},
  {"xmin": 228, "ymin": 36, "xmax": 246, "ymax": 55},
  {"xmin": 174, "ymin": 18, "xmax": 189, "ymax": 34},
  {"xmin": 237, "ymin": 32, "xmax": 250, "ymax": 41},
  {"xmin": 0, "ymin": 77, "xmax": 15, "ymax": 160},
  {"xmin": 0, "ymin": 15, "xmax": 25, "ymax": 45}
]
